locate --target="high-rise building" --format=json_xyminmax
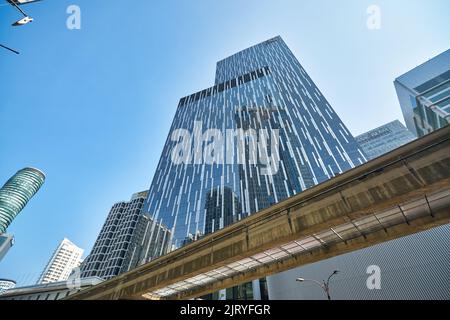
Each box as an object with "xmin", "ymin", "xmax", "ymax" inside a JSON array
[
  {"xmin": 0, "ymin": 234, "xmax": 14, "ymax": 263},
  {"xmin": 142, "ymin": 36, "xmax": 367, "ymax": 299},
  {"xmin": 0, "ymin": 167, "xmax": 45, "ymax": 234},
  {"xmin": 38, "ymin": 238, "xmax": 84, "ymax": 284},
  {"xmin": 123, "ymin": 212, "xmax": 172, "ymax": 271},
  {"xmin": 0, "ymin": 279, "xmax": 16, "ymax": 294},
  {"xmin": 0, "ymin": 167, "xmax": 44, "ymax": 262},
  {"xmin": 394, "ymin": 49, "xmax": 450, "ymax": 137},
  {"xmin": 80, "ymin": 191, "xmax": 171, "ymax": 280},
  {"xmin": 356, "ymin": 120, "xmax": 416, "ymax": 160}
]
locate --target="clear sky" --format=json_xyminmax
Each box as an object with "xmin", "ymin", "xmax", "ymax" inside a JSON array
[{"xmin": 0, "ymin": 0, "xmax": 449, "ymax": 285}]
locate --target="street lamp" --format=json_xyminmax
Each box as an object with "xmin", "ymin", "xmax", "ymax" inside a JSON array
[{"xmin": 296, "ymin": 270, "xmax": 340, "ymax": 300}]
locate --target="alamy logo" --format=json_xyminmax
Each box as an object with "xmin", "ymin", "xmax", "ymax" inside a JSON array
[
  {"xmin": 366, "ymin": 265, "xmax": 381, "ymax": 290},
  {"xmin": 366, "ymin": 5, "xmax": 382, "ymax": 30},
  {"xmin": 66, "ymin": 5, "xmax": 81, "ymax": 30},
  {"xmin": 170, "ymin": 121, "xmax": 280, "ymax": 176}
]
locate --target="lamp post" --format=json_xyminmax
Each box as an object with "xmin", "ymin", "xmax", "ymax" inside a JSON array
[{"xmin": 296, "ymin": 270, "xmax": 340, "ymax": 300}]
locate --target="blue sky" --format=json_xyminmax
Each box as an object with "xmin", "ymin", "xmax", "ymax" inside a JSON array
[{"xmin": 0, "ymin": 0, "xmax": 449, "ymax": 285}]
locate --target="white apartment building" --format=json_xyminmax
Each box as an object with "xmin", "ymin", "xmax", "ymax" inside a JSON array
[{"xmin": 38, "ymin": 238, "xmax": 84, "ymax": 284}]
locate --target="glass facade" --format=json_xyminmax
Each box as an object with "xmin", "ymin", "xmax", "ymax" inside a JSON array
[
  {"xmin": 395, "ymin": 49, "xmax": 450, "ymax": 137},
  {"xmin": 413, "ymin": 72, "xmax": 450, "ymax": 136},
  {"xmin": 143, "ymin": 36, "xmax": 366, "ymax": 265},
  {"xmin": 356, "ymin": 120, "xmax": 416, "ymax": 160},
  {"xmin": 0, "ymin": 167, "xmax": 45, "ymax": 234},
  {"xmin": 0, "ymin": 234, "xmax": 14, "ymax": 262}
]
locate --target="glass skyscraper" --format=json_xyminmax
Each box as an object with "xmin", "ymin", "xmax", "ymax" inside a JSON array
[
  {"xmin": 0, "ymin": 234, "xmax": 14, "ymax": 263},
  {"xmin": 356, "ymin": 120, "xmax": 416, "ymax": 160},
  {"xmin": 144, "ymin": 36, "xmax": 366, "ymax": 249},
  {"xmin": 142, "ymin": 36, "xmax": 367, "ymax": 295},
  {"xmin": 0, "ymin": 167, "xmax": 45, "ymax": 234},
  {"xmin": 395, "ymin": 49, "xmax": 450, "ymax": 137}
]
